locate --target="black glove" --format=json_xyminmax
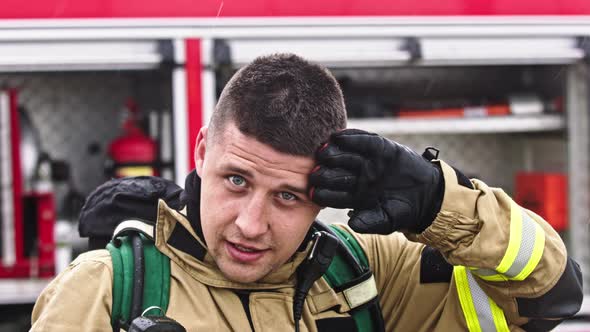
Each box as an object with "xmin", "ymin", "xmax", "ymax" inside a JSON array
[
  {"xmin": 309, "ymin": 129, "xmax": 444, "ymax": 234},
  {"xmin": 78, "ymin": 176, "xmax": 184, "ymax": 249}
]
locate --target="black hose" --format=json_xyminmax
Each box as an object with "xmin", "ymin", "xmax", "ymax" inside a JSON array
[
  {"xmin": 130, "ymin": 234, "xmax": 145, "ymax": 320},
  {"xmin": 293, "ymin": 289, "xmax": 307, "ymax": 329},
  {"xmin": 313, "ymin": 222, "xmax": 364, "ymax": 275},
  {"xmin": 293, "ymin": 231, "xmax": 339, "ymax": 332}
]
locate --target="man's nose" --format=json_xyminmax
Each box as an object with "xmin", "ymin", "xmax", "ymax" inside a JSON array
[{"xmin": 234, "ymin": 193, "xmax": 270, "ymax": 238}]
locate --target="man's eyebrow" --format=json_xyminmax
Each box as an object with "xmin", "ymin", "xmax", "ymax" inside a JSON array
[
  {"xmin": 281, "ymin": 184, "xmax": 308, "ymax": 195},
  {"xmin": 222, "ymin": 163, "xmax": 254, "ymax": 178}
]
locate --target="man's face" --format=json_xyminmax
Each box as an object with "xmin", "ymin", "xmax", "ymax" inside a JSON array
[{"xmin": 195, "ymin": 122, "xmax": 321, "ymax": 283}]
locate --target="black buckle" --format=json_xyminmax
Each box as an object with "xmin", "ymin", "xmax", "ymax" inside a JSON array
[{"xmin": 422, "ymin": 147, "xmax": 440, "ymax": 161}]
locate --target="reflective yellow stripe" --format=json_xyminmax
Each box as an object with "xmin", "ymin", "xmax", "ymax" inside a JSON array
[
  {"xmin": 496, "ymin": 200, "xmax": 522, "ymax": 274},
  {"xmin": 473, "ymin": 201, "xmax": 545, "ymax": 282},
  {"xmin": 454, "ymin": 266, "xmax": 482, "ymax": 332},
  {"xmin": 455, "ymin": 266, "xmax": 510, "ymax": 332},
  {"xmin": 512, "ymin": 221, "xmax": 545, "ymax": 281},
  {"xmin": 490, "ymin": 298, "xmax": 510, "ymax": 332}
]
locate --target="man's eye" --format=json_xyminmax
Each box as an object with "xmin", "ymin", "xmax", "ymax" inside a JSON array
[
  {"xmin": 279, "ymin": 192, "xmax": 297, "ymax": 201},
  {"xmin": 228, "ymin": 175, "xmax": 246, "ymax": 187}
]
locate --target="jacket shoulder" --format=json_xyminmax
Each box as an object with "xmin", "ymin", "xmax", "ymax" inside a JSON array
[
  {"xmin": 31, "ymin": 249, "xmax": 114, "ymax": 331},
  {"xmin": 70, "ymin": 249, "xmax": 113, "ymax": 272}
]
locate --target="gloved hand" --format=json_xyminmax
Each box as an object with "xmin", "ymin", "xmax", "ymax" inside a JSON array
[
  {"xmin": 78, "ymin": 176, "xmax": 184, "ymax": 249},
  {"xmin": 309, "ymin": 129, "xmax": 445, "ymax": 234}
]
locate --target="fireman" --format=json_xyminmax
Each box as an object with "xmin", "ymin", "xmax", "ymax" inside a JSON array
[{"xmin": 31, "ymin": 53, "xmax": 582, "ymax": 331}]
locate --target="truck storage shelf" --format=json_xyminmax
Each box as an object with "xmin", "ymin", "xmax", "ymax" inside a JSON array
[
  {"xmin": 347, "ymin": 114, "xmax": 565, "ymax": 135},
  {"xmin": 0, "ymin": 279, "xmax": 50, "ymax": 304}
]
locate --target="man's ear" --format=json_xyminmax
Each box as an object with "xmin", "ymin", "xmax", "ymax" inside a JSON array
[{"xmin": 194, "ymin": 126, "xmax": 208, "ymax": 177}]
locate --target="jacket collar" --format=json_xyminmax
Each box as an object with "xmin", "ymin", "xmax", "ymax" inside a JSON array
[
  {"xmin": 154, "ymin": 199, "xmax": 312, "ymax": 290},
  {"xmin": 179, "ymin": 169, "xmax": 206, "ymax": 246}
]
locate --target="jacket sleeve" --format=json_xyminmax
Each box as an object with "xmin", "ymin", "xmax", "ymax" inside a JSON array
[
  {"xmin": 31, "ymin": 249, "xmax": 114, "ymax": 332},
  {"xmin": 350, "ymin": 160, "xmax": 582, "ymax": 332}
]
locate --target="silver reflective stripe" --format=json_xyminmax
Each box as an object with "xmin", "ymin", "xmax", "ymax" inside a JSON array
[
  {"xmin": 466, "ymin": 269, "xmax": 497, "ymax": 332},
  {"xmin": 504, "ymin": 211, "xmax": 537, "ymax": 278},
  {"xmin": 472, "ymin": 208, "xmax": 541, "ymax": 281},
  {"xmin": 472, "ymin": 268, "xmax": 497, "ymax": 277}
]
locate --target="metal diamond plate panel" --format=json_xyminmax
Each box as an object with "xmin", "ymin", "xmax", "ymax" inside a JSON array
[
  {"xmin": 566, "ymin": 64, "xmax": 590, "ymax": 290},
  {"xmin": 0, "ymin": 72, "xmax": 134, "ymax": 195}
]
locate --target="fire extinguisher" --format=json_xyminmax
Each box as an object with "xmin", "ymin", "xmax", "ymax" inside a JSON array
[{"xmin": 107, "ymin": 99, "xmax": 158, "ymax": 178}]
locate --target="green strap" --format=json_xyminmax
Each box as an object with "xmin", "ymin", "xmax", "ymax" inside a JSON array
[
  {"xmin": 108, "ymin": 235, "xmax": 171, "ymax": 328},
  {"xmin": 329, "ymin": 225, "xmax": 369, "ymax": 267},
  {"xmin": 324, "ymin": 225, "xmax": 376, "ymax": 332},
  {"xmin": 122, "ymin": 238, "xmax": 135, "ymax": 324},
  {"xmin": 106, "ymin": 242, "xmax": 123, "ymax": 327},
  {"xmin": 107, "ymin": 237, "xmax": 134, "ymax": 326},
  {"xmin": 142, "ymin": 235, "xmax": 171, "ymax": 315}
]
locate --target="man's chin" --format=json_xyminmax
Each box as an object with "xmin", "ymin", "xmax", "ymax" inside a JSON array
[
  {"xmin": 215, "ymin": 259, "xmax": 269, "ymax": 283},
  {"xmin": 221, "ymin": 267, "xmax": 266, "ymax": 284}
]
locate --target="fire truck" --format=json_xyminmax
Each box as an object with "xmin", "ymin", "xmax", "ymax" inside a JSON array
[{"xmin": 0, "ymin": 0, "xmax": 589, "ymax": 329}]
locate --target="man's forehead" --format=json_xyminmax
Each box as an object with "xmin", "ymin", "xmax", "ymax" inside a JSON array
[
  {"xmin": 219, "ymin": 146, "xmax": 315, "ymax": 176},
  {"xmin": 213, "ymin": 123, "xmax": 315, "ymax": 167},
  {"xmin": 212, "ymin": 119, "xmax": 320, "ymax": 159}
]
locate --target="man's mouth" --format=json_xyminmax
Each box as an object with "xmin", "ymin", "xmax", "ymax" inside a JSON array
[
  {"xmin": 234, "ymin": 243, "xmax": 258, "ymax": 252},
  {"xmin": 225, "ymin": 241, "xmax": 269, "ymax": 263}
]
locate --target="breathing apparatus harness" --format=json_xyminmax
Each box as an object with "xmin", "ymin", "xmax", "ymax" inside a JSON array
[{"xmin": 79, "ymin": 175, "xmax": 384, "ymax": 332}]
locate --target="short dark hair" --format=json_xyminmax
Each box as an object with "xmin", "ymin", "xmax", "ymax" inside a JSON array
[{"xmin": 209, "ymin": 53, "xmax": 347, "ymax": 156}]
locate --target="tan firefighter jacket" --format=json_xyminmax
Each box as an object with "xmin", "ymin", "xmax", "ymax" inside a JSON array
[{"xmin": 30, "ymin": 161, "xmax": 580, "ymax": 331}]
